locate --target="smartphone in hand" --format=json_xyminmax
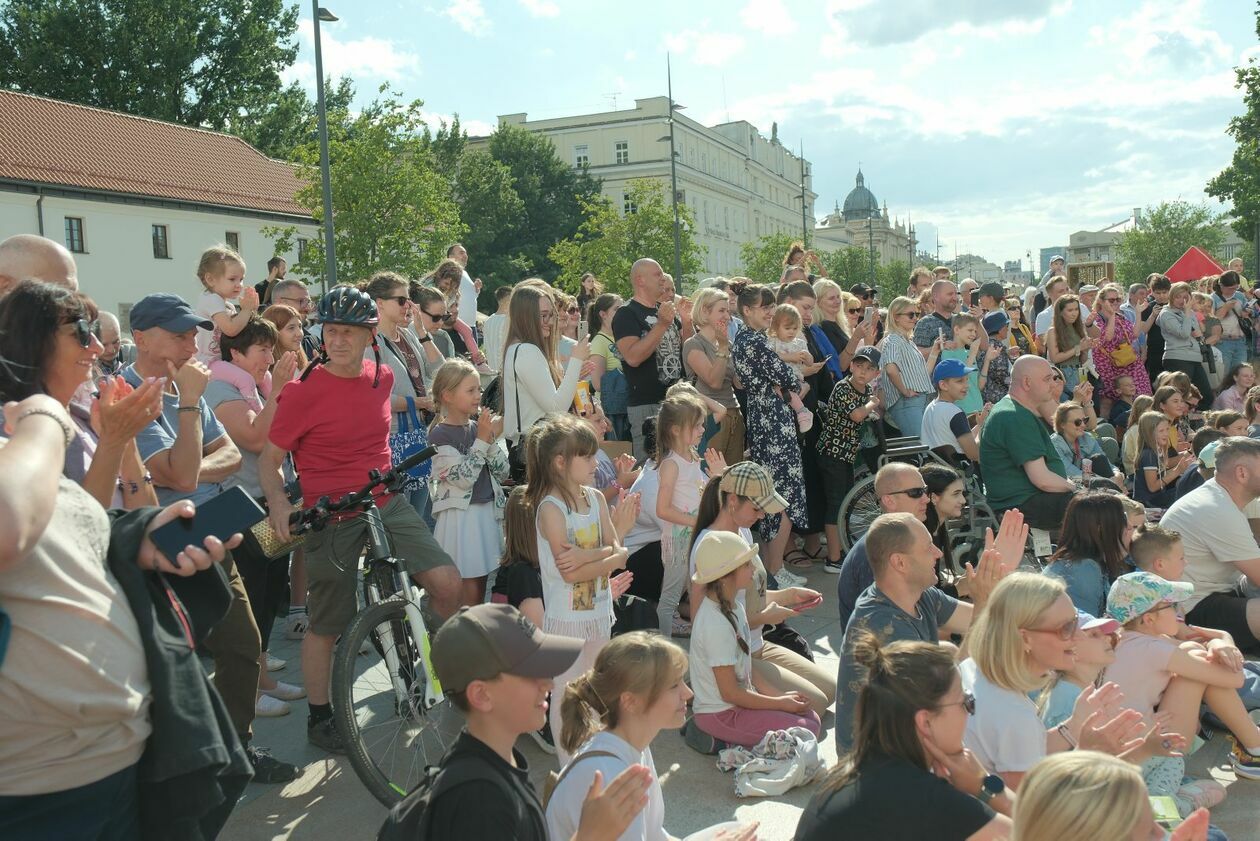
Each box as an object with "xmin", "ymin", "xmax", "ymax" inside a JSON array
[{"xmin": 149, "ymin": 487, "xmax": 265, "ymax": 567}]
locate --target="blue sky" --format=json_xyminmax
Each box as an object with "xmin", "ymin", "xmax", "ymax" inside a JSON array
[{"xmin": 284, "ymin": 0, "xmax": 1258, "ymax": 269}]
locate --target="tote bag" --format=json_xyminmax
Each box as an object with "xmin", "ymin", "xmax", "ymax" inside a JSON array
[{"xmin": 389, "ymin": 397, "xmax": 432, "ymax": 492}]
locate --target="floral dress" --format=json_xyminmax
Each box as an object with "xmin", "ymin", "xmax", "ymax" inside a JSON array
[
  {"xmin": 1093, "ymin": 312, "xmax": 1152, "ymax": 400},
  {"xmin": 732, "ymin": 325, "xmax": 807, "ymax": 540}
]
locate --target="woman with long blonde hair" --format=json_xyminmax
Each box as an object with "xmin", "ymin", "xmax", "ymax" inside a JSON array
[{"xmin": 879, "ymin": 295, "xmax": 938, "ymax": 438}]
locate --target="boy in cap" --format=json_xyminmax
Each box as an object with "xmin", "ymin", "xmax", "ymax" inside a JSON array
[
  {"xmin": 980, "ymin": 310, "xmax": 1013, "ymax": 405},
  {"xmin": 1106, "ymin": 572, "xmax": 1260, "ymax": 779},
  {"xmin": 818, "ymin": 347, "xmax": 882, "ymax": 574},
  {"xmin": 402, "ymin": 603, "xmax": 652, "ymax": 840},
  {"xmin": 921, "ymin": 359, "xmax": 986, "ymax": 462}
]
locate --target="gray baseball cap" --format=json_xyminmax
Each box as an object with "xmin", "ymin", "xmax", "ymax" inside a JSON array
[{"xmin": 432, "ymin": 603, "xmax": 583, "ymax": 693}]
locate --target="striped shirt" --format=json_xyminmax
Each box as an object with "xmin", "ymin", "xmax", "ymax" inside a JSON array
[{"xmin": 880, "ymin": 332, "xmax": 932, "ymax": 408}]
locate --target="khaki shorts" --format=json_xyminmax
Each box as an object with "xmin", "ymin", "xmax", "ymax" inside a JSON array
[{"xmin": 303, "ymin": 494, "xmax": 454, "ymax": 636}]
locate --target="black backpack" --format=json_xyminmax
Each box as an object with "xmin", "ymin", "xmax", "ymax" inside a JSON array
[{"xmin": 377, "ymin": 755, "xmax": 518, "ymax": 841}]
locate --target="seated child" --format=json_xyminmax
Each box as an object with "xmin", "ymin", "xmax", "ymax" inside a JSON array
[
  {"xmin": 1108, "ymin": 374, "xmax": 1137, "ymax": 432},
  {"xmin": 940, "ymin": 312, "xmax": 985, "ymax": 417}
]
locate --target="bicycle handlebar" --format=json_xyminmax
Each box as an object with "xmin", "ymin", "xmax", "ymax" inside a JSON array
[{"xmin": 292, "ymin": 445, "xmax": 437, "ymax": 534}]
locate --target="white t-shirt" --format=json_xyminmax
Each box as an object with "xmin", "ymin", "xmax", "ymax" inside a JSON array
[
  {"xmin": 624, "ymin": 460, "xmax": 666, "ymax": 552},
  {"xmin": 458, "ymin": 269, "xmax": 478, "ymax": 326},
  {"xmin": 194, "ymin": 290, "xmax": 230, "ymax": 365},
  {"xmin": 545, "ymin": 731, "xmax": 666, "ymax": 841},
  {"xmin": 1160, "ymin": 480, "xmax": 1256, "ymax": 609},
  {"xmin": 689, "ymin": 526, "xmax": 764, "ymax": 652},
  {"xmin": 482, "ymin": 312, "xmax": 509, "ymax": 372},
  {"xmin": 920, "ymin": 398, "xmax": 968, "ymax": 453},
  {"xmin": 959, "ymin": 658, "xmax": 1046, "ymax": 774},
  {"xmin": 689, "ymin": 595, "xmax": 754, "ymax": 715},
  {"xmin": 1034, "ymin": 308, "xmax": 1053, "ymax": 339}
]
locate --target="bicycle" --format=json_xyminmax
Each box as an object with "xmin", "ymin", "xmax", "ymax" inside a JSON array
[{"xmin": 291, "ymin": 445, "xmax": 462, "ymax": 806}]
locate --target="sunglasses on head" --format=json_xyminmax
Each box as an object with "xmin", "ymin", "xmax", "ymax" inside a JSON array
[
  {"xmin": 63, "ymin": 317, "xmax": 99, "ymax": 348},
  {"xmin": 888, "ymin": 486, "xmax": 928, "ymax": 499}
]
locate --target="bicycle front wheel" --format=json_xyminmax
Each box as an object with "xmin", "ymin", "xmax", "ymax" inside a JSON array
[
  {"xmin": 838, "ymin": 474, "xmax": 880, "ymax": 552},
  {"xmin": 331, "ymin": 596, "xmax": 464, "ymax": 805}
]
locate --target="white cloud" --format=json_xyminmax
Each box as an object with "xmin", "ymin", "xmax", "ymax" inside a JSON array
[
  {"xmin": 420, "ymin": 110, "xmax": 497, "ymax": 138},
  {"xmin": 520, "ymin": 0, "xmax": 559, "ymax": 16},
  {"xmin": 1091, "ymin": 0, "xmax": 1233, "ymax": 72},
  {"xmin": 624, "ymin": 49, "xmax": 639, "ymax": 62},
  {"xmin": 826, "ymin": 0, "xmax": 1057, "ymax": 47},
  {"xmin": 739, "ymin": 0, "xmax": 798, "ymax": 37},
  {"xmin": 443, "ymin": 0, "xmax": 490, "ymax": 35},
  {"xmin": 285, "ymin": 19, "xmax": 420, "ymax": 88},
  {"xmin": 666, "ymin": 30, "xmax": 746, "ymax": 67}
]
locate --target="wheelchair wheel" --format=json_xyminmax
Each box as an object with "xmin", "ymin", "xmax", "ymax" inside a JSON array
[{"xmin": 838, "ymin": 475, "xmax": 880, "ymax": 552}]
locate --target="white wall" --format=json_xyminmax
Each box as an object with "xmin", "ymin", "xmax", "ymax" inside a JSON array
[{"xmin": 0, "ymin": 190, "xmax": 317, "ymax": 327}]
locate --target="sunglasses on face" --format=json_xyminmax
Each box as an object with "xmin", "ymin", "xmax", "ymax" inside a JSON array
[
  {"xmin": 900, "ymin": 312, "xmax": 920, "ymax": 320},
  {"xmin": 847, "ymin": 308, "xmax": 862, "ymax": 314},
  {"xmin": 64, "ymin": 317, "xmax": 99, "ymax": 348},
  {"xmin": 567, "ymin": 306, "xmax": 580, "ymax": 315},
  {"xmin": 1070, "ymin": 418, "xmax": 1086, "ymax": 427},
  {"xmin": 1103, "ymin": 297, "xmax": 1122, "ymax": 303},
  {"xmin": 888, "ymin": 486, "xmax": 928, "ymax": 499},
  {"xmin": 1027, "ymin": 615, "xmax": 1079, "ymax": 641},
  {"xmin": 938, "ymin": 692, "xmax": 976, "ymax": 716},
  {"xmin": 422, "ymin": 309, "xmax": 445, "ymax": 321},
  {"xmin": 383, "ymin": 296, "xmax": 409, "ymax": 307}
]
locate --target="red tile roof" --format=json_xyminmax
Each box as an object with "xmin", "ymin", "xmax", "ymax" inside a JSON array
[{"xmin": 0, "ymin": 89, "xmax": 311, "ymax": 218}]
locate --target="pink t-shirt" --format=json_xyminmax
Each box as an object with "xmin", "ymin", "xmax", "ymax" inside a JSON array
[{"xmin": 1105, "ymin": 632, "xmax": 1179, "ymax": 721}]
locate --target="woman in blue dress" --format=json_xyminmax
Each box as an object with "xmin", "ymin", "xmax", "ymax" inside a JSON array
[{"xmin": 730, "ymin": 281, "xmax": 808, "ymax": 576}]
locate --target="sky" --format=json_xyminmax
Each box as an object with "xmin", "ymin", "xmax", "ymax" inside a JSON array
[{"xmin": 283, "ymin": 0, "xmax": 1258, "ymax": 271}]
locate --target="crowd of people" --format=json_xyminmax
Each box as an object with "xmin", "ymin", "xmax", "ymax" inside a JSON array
[{"xmin": 1, "ymin": 230, "xmax": 1256, "ymax": 840}]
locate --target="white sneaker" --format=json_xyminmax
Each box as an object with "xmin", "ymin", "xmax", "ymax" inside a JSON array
[
  {"xmin": 255, "ymin": 694, "xmax": 291, "ymax": 717},
  {"xmin": 264, "ymin": 653, "xmax": 286, "ymax": 672},
  {"xmin": 776, "ymin": 569, "xmax": 807, "ymax": 588},
  {"xmin": 261, "ymin": 681, "xmax": 307, "ymax": 701},
  {"xmin": 284, "ymin": 613, "xmax": 309, "ymax": 640}
]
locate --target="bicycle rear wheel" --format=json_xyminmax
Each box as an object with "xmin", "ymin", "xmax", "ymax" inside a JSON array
[
  {"xmin": 331, "ymin": 596, "xmax": 463, "ymax": 805},
  {"xmin": 839, "ymin": 475, "xmax": 880, "ymax": 552}
]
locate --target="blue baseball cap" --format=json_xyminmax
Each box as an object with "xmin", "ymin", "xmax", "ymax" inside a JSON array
[
  {"xmin": 129, "ymin": 293, "xmax": 213, "ymax": 333},
  {"xmin": 932, "ymin": 358, "xmax": 976, "ymax": 386},
  {"xmin": 982, "ymin": 310, "xmax": 1009, "ymax": 335}
]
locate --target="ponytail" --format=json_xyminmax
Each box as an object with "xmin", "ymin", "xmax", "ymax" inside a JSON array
[
  {"xmin": 559, "ymin": 673, "xmax": 608, "ymax": 757},
  {"xmin": 705, "ymin": 578, "xmax": 750, "ymax": 655}
]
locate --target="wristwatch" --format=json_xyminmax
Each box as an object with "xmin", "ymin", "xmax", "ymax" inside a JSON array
[
  {"xmin": 977, "ymin": 773, "xmax": 1004, "ymax": 805},
  {"xmin": 417, "ymin": 334, "xmax": 433, "ymax": 344}
]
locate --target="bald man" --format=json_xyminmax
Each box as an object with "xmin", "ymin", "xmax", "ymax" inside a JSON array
[
  {"xmin": 0, "ymin": 234, "xmax": 78, "ymax": 294},
  {"xmin": 979, "ymin": 355, "xmax": 1077, "ymax": 529},
  {"xmin": 97, "ymin": 312, "xmax": 137, "ymax": 375},
  {"xmin": 613, "ymin": 257, "xmax": 684, "ymax": 460},
  {"xmin": 835, "ymin": 462, "xmax": 932, "ymax": 628}
]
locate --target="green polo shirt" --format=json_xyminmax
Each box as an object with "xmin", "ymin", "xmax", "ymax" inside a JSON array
[{"xmin": 979, "ymin": 395, "xmax": 1066, "ymax": 510}]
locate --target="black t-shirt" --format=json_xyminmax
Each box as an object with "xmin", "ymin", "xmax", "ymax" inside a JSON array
[
  {"xmin": 425, "ymin": 731, "xmax": 547, "ymax": 841},
  {"xmin": 490, "ymin": 560, "xmax": 544, "ymax": 609},
  {"xmin": 1142, "ymin": 301, "xmax": 1165, "ymax": 362},
  {"xmin": 612, "ymin": 299, "xmax": 682, "ymax": 407},
  {"xmin": 794, "ymin": 754, "xmax": 994, "ymax": 841}
]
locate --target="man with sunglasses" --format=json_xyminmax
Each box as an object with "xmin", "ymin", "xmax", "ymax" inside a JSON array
[{"xmin": 834, "ymin": 512, "xmax": 1016, "ymax": 753}]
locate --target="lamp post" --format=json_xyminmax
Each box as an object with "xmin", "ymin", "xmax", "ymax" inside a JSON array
[
  {"xmin": 799, "ymin": 141, "xmax": 808, "ymax": 246},
  {"xmin": 313, "ymin": 3, "xmax": 338, "ymax": 296},
  {"xmin": 868, "ymin": 218, "xmax": 876, "ymax": 285},
  {"xmin": 666, "ymin": 55, "xmax": 681, "ymax": 282}
]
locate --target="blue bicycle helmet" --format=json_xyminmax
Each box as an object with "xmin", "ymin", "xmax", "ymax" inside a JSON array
[{"xmin": 317, "ymin": 285, "xmax": 379, "ymax": 326}]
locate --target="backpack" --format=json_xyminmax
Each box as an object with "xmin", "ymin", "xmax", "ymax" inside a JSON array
[{"xmin": 377, "ymin": 755, "xmax": 518, "ymax": 841}]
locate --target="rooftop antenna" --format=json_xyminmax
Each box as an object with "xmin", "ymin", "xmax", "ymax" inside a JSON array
[
  {"xmin": 722, "ymin": 74, "xmax": 730, "ymax": 123},
  {"xmin": 605, "ymin": 90, "xmax": 622, "ymax": 110}
]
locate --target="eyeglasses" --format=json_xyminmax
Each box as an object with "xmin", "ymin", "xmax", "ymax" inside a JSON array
[
  {"xmin": 278, "ymin": 295, "xmax": 314, "ymax": 309},
  {"xmin": 887, "ymin": 486, "xmax": 928, "ymax": 499},
  {"xmin": 1070, "ymin": 418, "xmax": 1087, "ymax": 427},
  {"xmin": 63, "ymin": 317, "xmax": 99, "ymax": 348},
  {"xmin": 1026, "ymin": 615, "xmax": 1079, "ymax": 641},
  {"xmin": 937, "ymin": 692, "xmax": 976, "ymax": 716}
]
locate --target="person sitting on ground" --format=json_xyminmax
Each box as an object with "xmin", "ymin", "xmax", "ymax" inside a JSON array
[
  {"xmin": 547, "ymin": 632, "xmax": 757, "ymax": 841},
  {"xmin": 1176, "ymin": 429, "xmax": 1225, "ymax": 500},
  {"xmin": 1122, "ymin": 394, "xmax": 1156, "ymax": 475},
  {"xmin": 1105, "ymin": 570, "xmax": 1260, "ymax": 781},
  {"xmin": 1213, "ymin": 362, "xmax": 1255, "ymax": 413},
  {"xmin": 1049, "ymin": 401, "xmax": 1124, "ymax": 490},
  {"xmin": 1043, "ymin": 492, "xmax": 1132, "ymax": 617},
  {"xmin": 834, "ymin": 512, "xmax": 1025, "ymax": 754},
  {"xmin": 1211, "ymin": 409, "xmax": 1249, "ymax": 437},
  {"xmin": 1133, "ymin": 411, "xmax": 1194, "ymax": 510},
  {"xmin": 1108, "ymin": 373, "xmax": 1138, "ymax": 432},
  {"xmin": 920, "ymin": 359, "xmax": 988, "ymax": 463},
  {"xmin": 96, "ymin": 310, "xmax": 138, "ymax": 375},
  {"xmin": 978, "ymin": 355, "xmax": 1078, "ymax": 530},
  {"xmin": 1012, "ymin": 752, "xmax": 1211, "ymax": 841},
  {"xmin": 796, "ymin": 633, "xmax": 1014, "ymax": 841},
  {"xmin": 388, "ymin": 603, "xmax": 652, "ymax": 841}
]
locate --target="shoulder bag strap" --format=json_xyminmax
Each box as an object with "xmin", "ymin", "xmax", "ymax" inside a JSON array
[
  {"xmin": 512, "ymin": 344, "xmax": 523, "ymax": 439},
  {"xmin": 550, "ymin": 749, "xmax": 621, "ymax": 795}
]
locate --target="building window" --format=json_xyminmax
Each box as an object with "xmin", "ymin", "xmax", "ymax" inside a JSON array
[
  {"xmin": 225, "ymin": 231, "xmax": 240, "ymax": 252},
  {"xmin": 152, "ymin": 224, "xmax": 170, "ymax": 259},
  {"xmin": 622, "ymin": 192, "xmax": 638, "ymax": 215},
  {"xmin": 64, "ymin": 217, "xmax": 85, "ymax": 253},
  {"xmin": 614, "ymin": 141, "xmax": 629, "ymax": 165},
  {"xmin": 574, "ymin": 145, "xmax": 589, "ymax": 168},
  {"xmin": 297, "ymin": 238, "xmax": 310, "ymax": 263}
]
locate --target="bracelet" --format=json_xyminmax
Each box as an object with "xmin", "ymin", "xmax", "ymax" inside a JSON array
[
  {"xmin": 15, "ymin": 408, "xmax": 74, "ymax": 448},
  {"xmin": 117, "ymin": 474, "xmax": 154, "ymax": 495},
  {"xmin": 177, "ymin": 405, "xmax": 200, "ymax": 413},
  {"xmin": 1057, "ymin": 722, "xmax": 1078, "ymax": 749}
]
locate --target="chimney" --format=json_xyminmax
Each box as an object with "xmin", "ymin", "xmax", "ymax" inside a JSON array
[{"xmin": 1133, "ymin": 207, "xmax": 1142, "ymax": 227}]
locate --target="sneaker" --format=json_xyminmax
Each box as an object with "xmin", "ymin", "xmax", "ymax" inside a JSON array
[
  {"xmin": 265, "ymin": 653, "xmax": 286, "ymax": 672},
  {"xmin": 824, "ymin": 558, "xmax": 843, "ymax": 574},
  {"xmin": 682, "ymin": 716, "xmax": 728, "ymax": 755},
  {"xmin": 307, "ymin": 717, "xmax": 346, "ymax": 754},
  {"xmin": 1176, "ymin": 778, "xmax": 1227, "ymax": 810},
  {"xmin": 1229, "ymin": 736, "xmax": 1260, "ymax": 779},
  {"xmin": 528, "ymin": 720, "xmax": 557, "ymax": 755},
  {"xmin": 246, "ymin": 745, "xmax": 300, "ymax": 784},
  {"xmin": 261, "ymin": 681, "xmax": 307, "ymax": 701},
  {"xmin": 284, "ymin": 613, "xmax": 309, "ymax": 640},
  {"xmin": 255, "ymin": 694, "xmax": 291, "ymax": 717},
  {"xmin": 776, "ymin": 569, "xmax": 807, "ymax": 588},
  {"xmin": 671, "ymin": 616, "xmax": 692, "ymax": 639}
]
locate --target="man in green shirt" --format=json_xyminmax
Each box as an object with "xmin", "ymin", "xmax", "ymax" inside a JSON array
[{"xmin": 979, "ymin": 355, "xmax": 1077, "ymax": 529}]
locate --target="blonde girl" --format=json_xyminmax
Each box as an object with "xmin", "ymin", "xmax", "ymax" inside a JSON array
[
  {"xmin": 683, "ymin": 286, "xmax": 744, "ymax": 464},
  {"xmin": 428, "ymin": 358, "xmax": 511, "ymax": 606},
  {"xmin": 529, "ymin": 412, "xmax": 633, "ymax": 763},
  {"xmin": 1044, "ymin": 294, "xmax": 1092, "ymax": 399},
  {"xmin": 195, "ymin": 245, "xmax": 264, "ymax": 396},
  {"xmin": 654, "ymin": 393, "xmax": 715, "ymax": 637},
  {"xmin": 768, "ymin": 303, "xmax": 811, "ymax": 399},
  {"xmin": 546, "ymin": 633, "xmax": 756, "ymax": 841},
  {"xmin": 1134, "ymin": 411, "xmax": 1189, "ymax": 509},
  {"xmin": 1121, "ymin": 394, "xmax": 1156, "ymax": 475}
]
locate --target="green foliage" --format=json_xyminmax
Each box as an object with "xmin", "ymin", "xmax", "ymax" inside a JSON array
[
  {"xmin": 738, "ymin": 233, "xmax": 800, "ymax": 285},
  {"xmin": 821, "ymin": 246, "xmax": 879, "ymax": 289},
  {"xmin": 1114, "ymin": 201, "xmax": 1225, "ymax": 282},
  {"xmin": 0, "ymin": 0, "xmax": 299, "ymax": 132},
  {"xmin": 452, "ymin": 150, "xmax": 527, "ymax": 308},
  {"xmin": 265, "ymin": 86, "xmax": 464, "ymax": 285},
  {"xmin": 548, "ymin": 179, "xmax": 703, "ymax": 297},
  {"xmin": 234, "ymin": 76, "xmax": 355, "ymax": 161},
  {"xmin": 1206, "ymin": 6, "xmax": 1260, "ymax": 244}
]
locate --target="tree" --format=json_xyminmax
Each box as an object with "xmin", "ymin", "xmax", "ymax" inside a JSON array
[
  {"xmin": 0, "ymin": 0, "xmax": 299, "ymax": 132},
  {"xmin": 1114, "ymin": 201, "xmax": 1225, "ymax": 282},
  {"xmin": 876, "ymin": 260, "xmax": 912, "ymax": 299},
  {"xmin": 739, "ymin": 233, "xmax": 800, "ymax": 284},
  {"xmin": 822, "ymin": 246, "xmax": 878, "ymax": 290},
  {"xmin": 1206, "ymin": 4, "xmax": 1260, "ymax": 245},
  {"xmin": 234, "ymin": 77, "xmax": 355, "ymax": 161},
  {"xmin": 452, "ymin": 150, "xmax": 527, "ymax": 306},
  {"xmin": 548, "ymin": 179, "xmax": 703, "ymax": 297},
  {"xmin": 265, "ymin": 87, "xmax": 464, "ymax": 285}
]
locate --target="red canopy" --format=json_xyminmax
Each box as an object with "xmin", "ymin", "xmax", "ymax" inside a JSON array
[{"xmin": 1165, "ymin": 246, "xmax": 1224, "ymax": 283}]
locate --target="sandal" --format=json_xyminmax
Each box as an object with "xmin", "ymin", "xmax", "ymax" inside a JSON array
[{"xmin": 784, "ymin": 547, "xmax": 813, "ymax": 568}]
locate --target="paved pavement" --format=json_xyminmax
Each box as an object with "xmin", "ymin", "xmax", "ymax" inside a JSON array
[{"xmin": 221, "ymin": 563, "xmax": 1259, "ymax": 841}]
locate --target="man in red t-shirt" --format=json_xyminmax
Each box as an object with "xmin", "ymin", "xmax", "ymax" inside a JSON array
[{"xmin": 259, "ymin": 286, "xmax": 460, "ymax": 754}]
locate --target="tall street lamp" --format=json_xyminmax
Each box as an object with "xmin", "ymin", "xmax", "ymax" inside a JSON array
[
  {"xmin": 660, "ymin": 55, "xmax": 682, "ymax": 283},
  {"xmin": 313, "ymin": 3, "xmax": 338, "ymax": 296},
  {"xmin": 799, "ymin": 141, "xmax": 809, "ymax": 245}
]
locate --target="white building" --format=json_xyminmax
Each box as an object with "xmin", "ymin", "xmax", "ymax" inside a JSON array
[
  {"xmin": 813, "ymin": 169, "xmax": 917, "ymax": 266},
  {"xmin": 475, "ymin": 97, "xmax": 816, "ymax": 282},
  {"xmin": 0, "ymin": 90, "xmax": 317, "ymax": 327}
]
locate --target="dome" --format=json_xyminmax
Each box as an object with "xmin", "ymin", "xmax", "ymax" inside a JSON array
[{"xmin": 842, "ymin": 169, "xmax": 880, "ymax": 221}]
